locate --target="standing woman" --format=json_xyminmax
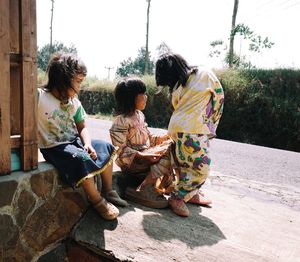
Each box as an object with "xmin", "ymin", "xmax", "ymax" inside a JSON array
[{"xmin": 155, "ymin": 53, "xmax": 224, "ymax": 217}]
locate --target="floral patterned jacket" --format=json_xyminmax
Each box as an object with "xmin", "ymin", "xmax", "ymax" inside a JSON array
[{"xmin": 168, "ymin": 69, "xmax": 224, "ymax": 139}]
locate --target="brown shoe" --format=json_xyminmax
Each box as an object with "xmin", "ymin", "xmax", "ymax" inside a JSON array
[
  {"xmin": 188, "ymin": 191, "xmax": 212, "ymax": 206},
  {"xmin": 168, "ymin": 197, "xmax": 190, "ymax": 217},
  {"xmin": 93, "ymin": 198, "xmax": 119, "ymax": 220},
  {"xmin": 125, "ymin": 185, "xmax": 168, "ymax": 209}
]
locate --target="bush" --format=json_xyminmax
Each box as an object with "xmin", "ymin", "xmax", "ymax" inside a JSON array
[
  {"xmin": 79, "ymin": 75, "xmax": 173, "ymax": 127},
  {"xmin": 217, "ymin": 69, "xmax": 300, "ymax": 152},
  {"xmin": 140, "ymin": 75, "xmax": 172, "ymax": 128}
]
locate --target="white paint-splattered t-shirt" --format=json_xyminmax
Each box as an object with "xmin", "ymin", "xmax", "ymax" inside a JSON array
[{"xmin": 37, "ymin": 88, "xmax": 86, "ymax": 148}]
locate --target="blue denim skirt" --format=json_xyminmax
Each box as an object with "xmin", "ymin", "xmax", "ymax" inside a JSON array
[{"xmin": 40, "ymin": 136, "xmax": 116, "ymax": 188}]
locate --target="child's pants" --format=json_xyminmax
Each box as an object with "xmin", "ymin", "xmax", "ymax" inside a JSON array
[{"xmin": 172, "ymin": 133, "xmax": 211, "ymax": 202}]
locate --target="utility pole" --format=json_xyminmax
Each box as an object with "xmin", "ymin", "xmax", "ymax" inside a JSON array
[
  {"xmin": 228, "ymin": 0, "xmax": 239, "ymax": 68},
  {"xmin": 144, "ymin": 0, "xmax": 151, "ymax": 74},
  {"xmin": 105, "ymin": 66, "xmax": 114, "ymax": 80},
  {"xmin": 50, "ymin": 0, "xmax": 54, "ymax": 53}
]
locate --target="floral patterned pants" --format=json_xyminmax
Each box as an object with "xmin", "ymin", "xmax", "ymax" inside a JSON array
[{"xmin": 173, "ymin": 133, "xmax": 211, "ymax": 201}]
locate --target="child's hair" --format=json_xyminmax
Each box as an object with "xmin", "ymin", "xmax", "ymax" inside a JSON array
[
  {"xmin": 44, "ymin": 52, "xmax": 87, "ymax": 100},
  {"xmin": 114, "ymin": 77, "xmax": 146, "ymax": 116},
  {"xmin": 155, "ymin": 53, "xmax": 198, "ymax": 92}
]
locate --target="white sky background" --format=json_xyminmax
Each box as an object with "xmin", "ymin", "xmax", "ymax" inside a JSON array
[{"xmin": 36, "ymin": 0, "xmax": 300, "ymax": 79}]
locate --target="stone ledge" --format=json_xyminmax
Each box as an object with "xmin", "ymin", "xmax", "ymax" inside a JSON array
[{"xmin": 0, "ymin": 162, "xmax": 88, "ymax": 261}]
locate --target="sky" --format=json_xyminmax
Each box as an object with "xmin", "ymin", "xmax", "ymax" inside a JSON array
[{"xmin": 36, "ymin": 0, "xmax": 300, "ymax": 79}]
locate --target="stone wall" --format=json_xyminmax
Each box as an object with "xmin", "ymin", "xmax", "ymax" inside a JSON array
[{"xmin": 0, "ymin": 163, "xmax": 88, "ymax": 261}]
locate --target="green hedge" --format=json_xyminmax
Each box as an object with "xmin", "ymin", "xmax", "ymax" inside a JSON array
[
  {"xmin": 217, "ymin": 69, "xmax": 300, "ymax": 152},
  {"xmin": 79, "ymin": 75, "xmax": 173, "ymax": 128},
  {"xmin": 79, "ymin": 70, "xmax": 300, "ymax": 152}
]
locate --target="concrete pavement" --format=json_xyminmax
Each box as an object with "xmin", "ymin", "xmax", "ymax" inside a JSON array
[
  {"xmin": 69, "ymin": 118, "xmax": 300, "ymax": 261},
  {"xmin": 39, "ymin": 118, "xmax": 300, "ymax": 261}
]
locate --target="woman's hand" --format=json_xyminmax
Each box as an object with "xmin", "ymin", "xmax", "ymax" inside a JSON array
[
  {"xmin": 136, "ymin": 151, "xmax": 161, "ymax": 164},
  {"xmin": 84, "ymin": 144, "xmax": 97, "ymax": 160}
]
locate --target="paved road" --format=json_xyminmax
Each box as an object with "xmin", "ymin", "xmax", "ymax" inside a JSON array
[{"xmin": 87, "ymin": 117, "xmax": 300, "ymax": 210}]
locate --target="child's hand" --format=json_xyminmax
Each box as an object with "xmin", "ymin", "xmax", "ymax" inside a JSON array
[
  {"xmin": 145, "ymin": 154, "xmax": 161, "ymax": 164},
  {"xmin": 136, "ymin": 152, "xmax": 161, "ymax": 164},
  {"xmin": 84, "ymin": 144, "xmax": 97, "ymax": 160},
  {"xmin": 156, "ymin": 134, "xmax": 171, "ymax": 145}
]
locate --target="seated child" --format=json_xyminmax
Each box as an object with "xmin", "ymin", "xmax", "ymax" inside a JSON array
[
  {"xmin": 110, "ymin": 77, "xmax": 175, "ymax": 208},
  {"xmin": 38, "ymin": 52, "xmax": 127, "ymax": 221}
]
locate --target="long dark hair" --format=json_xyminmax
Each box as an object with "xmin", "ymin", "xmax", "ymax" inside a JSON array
[
  {"xmin": 114, "ymin": 77, "xmax": 146, "ymax": 116},
  {"xmin": 44, "ymin": 52, "xmax": 87, "ymax": 100},
  {"xmin": 155, "ymin": 53, "xmax": 197, "ymax": 93}
]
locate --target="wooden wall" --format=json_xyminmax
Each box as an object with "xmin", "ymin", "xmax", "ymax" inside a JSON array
[{"xmin": 0, "ymin": 0, "xmax": 38, "ymax": 175}]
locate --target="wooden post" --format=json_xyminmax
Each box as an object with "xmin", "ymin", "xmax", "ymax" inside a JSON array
[
  {"xmin": 0, "ymin": 0, "xmax": 38, "ymax": 175},
  {"xmin": 20, "ymin": 0, "xmax": 38, "ymax": 171},
  {"xmin": 10, "ymin": 0, "xmax": 21, "ymax": 136},
  {"xmin": 0, "ymin": 0, "xmax": 11, "ymax": 175}
]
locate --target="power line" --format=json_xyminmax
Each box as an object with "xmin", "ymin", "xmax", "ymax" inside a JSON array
[
  {"xmin": 241, "ymin": 0, "xmax": 300, "ymax": 23},
  {"xmin": 264, "ymin": 0, "xmax": 300, "ymax": 11},
  {"xmin": 278, "ymin": 0, "xmax": 297, "ymax": 7},
  {"xmin": 255, "ymin": 0, "xmax": 276, "ymax": 10},
  {"xmin": 283, "ymin": 0, "xmax": 300, "ymax": 10}
]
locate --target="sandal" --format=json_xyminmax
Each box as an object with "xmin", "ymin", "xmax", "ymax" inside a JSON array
[
  {"xmin": 93, "ymin": 198, "xmax": 119, "ymax": 220},
  {"xmin": 188, "ymin": 191, "xmax": 212, "ymax": 206},
  {"xmin": 168, "ymin": 197, "xmax": 190, "ymax": 217},
  {"xmin": 125, "ymin": 185, "xmax": 168, "ymax": 209},
  {"xmin": 105, "ymin": 190, "xmax": 128, "ymax": 207}
]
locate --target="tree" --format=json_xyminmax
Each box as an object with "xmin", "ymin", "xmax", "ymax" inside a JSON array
[
  {"xmin": 210, "ymin": 0, "xmax": 274, "ymax": 69},
  {"xmin": 37, "ymin": 41, "xmax": 77, "ymax": 71},
  {"xmin": 209, "ymin": 24, "xmax": 274, "ymax": 69},
  {"xmin": 116, "ymin": 58, "xmax": 137, "ymax": 77},
  {"xmin": 116, "ymin": 47, "xmax": 155, "ymax": 77},
  {"xmin": 145, "ymin": 0, "xmax": 151, "ymax": 74}
]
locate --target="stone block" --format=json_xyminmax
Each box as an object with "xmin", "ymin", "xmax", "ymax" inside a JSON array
[
  {"xmin": 22, "ymin": 190, "xmax": 86, "ymax": 251},
  {"xmin": 13, "ymin": 240, "xmax": 33, "ymax": 262},
  {"xmin": 37, "ymin": 243, "xmax": 67, "ymax": 262},
  {"xmin": 0, "ymin": 180, "xmax": 18, "ymax": 207},
  {"xmin": 0, "ymin": 214, "xmax": 19, "ymax": 251},
  {"xmin": 15, "ymin": 189, "xmax": 36, "ymax": 227},
  {"xmin": 31, "ymin": 169, "xmax": 55, "ymax": 199}
]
